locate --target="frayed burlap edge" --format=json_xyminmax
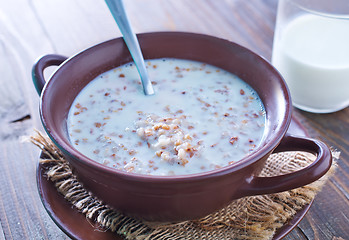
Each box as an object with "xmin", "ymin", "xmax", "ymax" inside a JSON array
[{"xmin": 31, "ymin": 131, "xmax": 338, "ymax": 240}]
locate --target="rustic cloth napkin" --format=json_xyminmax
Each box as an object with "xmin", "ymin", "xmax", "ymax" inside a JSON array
[{"xmin": 31, "ymin": 132, "xmax": 337, "ymax": 240}]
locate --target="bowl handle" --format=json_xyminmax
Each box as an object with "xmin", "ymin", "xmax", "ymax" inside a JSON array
[
  {"xmin": 32, "ymin": 54, "xmax": 67, "ymax": 95},
  {"xmin": 241, "ymin": 134, "xmax": 332, "ymax": 196}
]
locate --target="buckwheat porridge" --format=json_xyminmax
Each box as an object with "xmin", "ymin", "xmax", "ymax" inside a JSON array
[{"xmin": 67, "ymin": 58, "xmax": 266, "ymax": 176}]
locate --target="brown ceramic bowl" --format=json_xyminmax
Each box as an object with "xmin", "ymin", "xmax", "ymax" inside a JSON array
[{"xmin": 32, "ymin": 32, "xmax": 332, "ymax": 222}]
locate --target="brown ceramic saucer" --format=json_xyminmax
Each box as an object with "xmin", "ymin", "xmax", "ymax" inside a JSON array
[{"xmin": 37, "ymin": 117, "xmax": 312, "ymax": 240}]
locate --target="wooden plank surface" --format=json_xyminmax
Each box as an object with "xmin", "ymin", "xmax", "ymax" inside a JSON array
[{"xmin": 0, "ymin": 0, "xmax": 348, "ymax": 239}]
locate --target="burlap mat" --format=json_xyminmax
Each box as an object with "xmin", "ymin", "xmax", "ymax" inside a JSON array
[{"xmin": 31, "ymin": 132, "xmax": 338, "ymax": 240}]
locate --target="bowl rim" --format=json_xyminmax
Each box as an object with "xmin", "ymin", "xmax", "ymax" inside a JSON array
[{"xmin": 39, "ymin": 31, "xmax": 292, "ymax": 182}]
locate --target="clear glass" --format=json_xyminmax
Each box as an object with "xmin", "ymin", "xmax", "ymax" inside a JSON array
[{"xmin": 272, "ymin": 0, "xmax": 349, "ymax": 113}]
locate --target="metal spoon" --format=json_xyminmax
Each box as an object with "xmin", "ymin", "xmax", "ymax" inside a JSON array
[{"xmin": 105, "ymin": 0, "xmax": 154, "ymax": 95}]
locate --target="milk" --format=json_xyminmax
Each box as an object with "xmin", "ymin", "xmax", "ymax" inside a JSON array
[
  {"xmin": 67, "ymin": 58, "xmax": 266, "ymax": 176},
  {"xmin": 272, "ymin": 14, "xmax": 349, "ymax": 113}
]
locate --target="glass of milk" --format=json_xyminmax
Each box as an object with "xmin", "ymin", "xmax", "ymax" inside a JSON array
[{"xmin": 272, "ymin": 0, "xmax": 349, "ymax": 113}]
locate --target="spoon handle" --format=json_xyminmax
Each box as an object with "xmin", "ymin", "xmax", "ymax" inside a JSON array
[{"xmin": 105, "ymin": 0, "xmax": 154, "ymax": 95}]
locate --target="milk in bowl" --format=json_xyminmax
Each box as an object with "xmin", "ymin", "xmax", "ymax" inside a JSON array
[{"xmin": 67, "ymin": 58, "xmax": 266, "ymax": 176}]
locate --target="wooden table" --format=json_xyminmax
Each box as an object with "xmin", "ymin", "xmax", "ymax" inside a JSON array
[{"xmin": 0, "ymin": 0, "xmax": 348, "ymax": 239}]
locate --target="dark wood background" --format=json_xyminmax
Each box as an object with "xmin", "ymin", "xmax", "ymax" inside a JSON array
[{"xmin": 0, "ymin": 0, "xmax": 348, "ymax": 239}]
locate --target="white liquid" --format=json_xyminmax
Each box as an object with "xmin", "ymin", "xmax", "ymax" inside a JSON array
[
  {"xmin": 272, "ymin": 14, "xmax": 349, "ymax": 113},
  {"xmin": 67, "ymin": 59, "xmax": 266, "ymax": 176}
]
